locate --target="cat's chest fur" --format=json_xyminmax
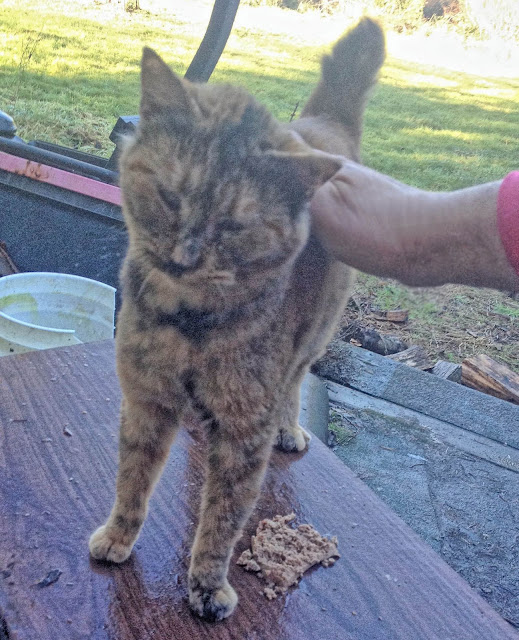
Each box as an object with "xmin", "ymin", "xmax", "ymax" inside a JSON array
[
  {"xmin": 116, "ymin": 231, "xmax": 353, "ymax": 415},
  {"xmin": 115, "ymin": 293, "xmax": 285, "ymax": 412}
]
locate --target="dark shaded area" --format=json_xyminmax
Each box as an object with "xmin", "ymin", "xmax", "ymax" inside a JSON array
[
  {"xmin": 423, "ymin": 0, "xmax": 460, "ymax": 19},
  {"xmin": 0, "ymin": 614, "xmax": 9, "ymax": 640},
  {"xmin": 0, "ymin": 171, "xmax": 126, "ymax": 304}
]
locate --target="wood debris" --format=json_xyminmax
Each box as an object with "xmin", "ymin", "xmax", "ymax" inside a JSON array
[
  {"xmin": 34, "ymin": 569, "xmax": 62, "ymax": 588},
  {"xmin": 432, "ymin": 360, "xmax": 462, "ymax": 382},
  {"xmin": 350, "ymin": 328, "xmax": 407, "ymax": 356},
  {"xmin": 375, "ymin": 309, "xmax": 409, "ymax": 323},
  {"xmin": 387, "ymin": 345, "xmax": 433, "ymax": 370}
]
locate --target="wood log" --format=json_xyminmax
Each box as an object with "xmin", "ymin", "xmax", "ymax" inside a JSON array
[
  {"xmin": 432, "ymin": 360, "xmax": 462, "ymax": 383},
  {"xmin": 461, "ymin": 354, "xmax": 519, "ymax": 404},
  {"xmin": 375, "ymin": 309, "xmax": 409, "ymax": 323},
  {"xmin": 354, "ymin": 329, "xmax": 407, "ymax": 356},
  {"xmin": 387, "ymin": 345, "xmax": 433, "ymax": 371},
  {"xmin": 340, "ymin": 323, "xmax": 408, "ymax": 356}
]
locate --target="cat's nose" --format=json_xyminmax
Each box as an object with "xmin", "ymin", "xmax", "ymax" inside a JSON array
[{"xmin": 169, "ymin": 240, "xmax": 201, "ymax": 272}]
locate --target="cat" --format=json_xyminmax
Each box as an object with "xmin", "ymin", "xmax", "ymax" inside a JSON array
[{"xmin": 89, "ymin": 17, "xmax": 385, "ymax": 622}]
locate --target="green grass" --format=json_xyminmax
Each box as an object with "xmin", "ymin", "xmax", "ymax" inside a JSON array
[
  {"xmin": 371, "ymin": 281, "xmax": 438, "ymax": 321},
  {"xmin": 346, "ymin": 274, "xmax": 519, "ymax": 370},
  {"xmin": 494, "ymin": 303, "xmax": 519, "ymax": 319},
  {"xmin": 1, "ymin": 0, "xmax": 518, "ymax": 190}
]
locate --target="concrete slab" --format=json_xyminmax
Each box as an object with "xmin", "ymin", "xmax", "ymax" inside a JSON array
[
  {"xmin": 326, "ymin": 380, "xmax": 519, "ymax": 629},
  {"xmin": 299, "ymin": 373, "xmax": 329, "ymax": 444}
]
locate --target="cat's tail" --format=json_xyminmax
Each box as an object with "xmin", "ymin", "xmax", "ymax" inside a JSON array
[{"xmin": 301, "ymin": 18, "xmax": 385, "ymax": 143}]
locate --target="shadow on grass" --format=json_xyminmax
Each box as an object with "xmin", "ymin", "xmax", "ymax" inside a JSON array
[{"xmin": 0, "ymin": 48, "xmax": 516, "ymax": 187}]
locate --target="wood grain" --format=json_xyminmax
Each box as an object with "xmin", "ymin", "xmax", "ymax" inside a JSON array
[
  {"xmin": 0, "ymin": 342, "xmax": 517, "ymax": 640},
  {"xmin": 432, "ymin": 360, "xmax": 462, "ymax": 382},
  {"xmin": 386, "ymin": 345, "xmax": 433, "ymax": 370},
  {"xmin": 314, "ymin": 340, "xmax": 519, "ymax": 448},
  {"xmin": 462, "ymin": 353, "xmax": 519, "ymax": 404}
]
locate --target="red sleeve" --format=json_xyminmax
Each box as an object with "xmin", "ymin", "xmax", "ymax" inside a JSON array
[{"xmin": 497, "ymin": 171, "xmax": 519, "ymax": 277}]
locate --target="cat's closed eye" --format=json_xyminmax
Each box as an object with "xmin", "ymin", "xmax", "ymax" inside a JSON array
[
  {"xmin": 157, "ymin": 186, "xmax": 181, "ymax": 213},
  {"xmin": 216, "ymin": 220, "xmax": 245, "ymax": 234}
]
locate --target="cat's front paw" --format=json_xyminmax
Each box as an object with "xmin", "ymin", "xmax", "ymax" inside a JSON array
[
  {"xmin": 276, "ymin": 424, "xmax": 311, "ymax": 452},
  {"xmin": 89, "ymin": 523, "xmax": 134, "ymax": 563},
  {"xmin": 189, "ymin": 579, "xmax": 238, "ymax": 622}
]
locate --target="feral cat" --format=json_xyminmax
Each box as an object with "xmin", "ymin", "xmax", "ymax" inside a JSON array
[{"xmin": 89, "ymin": 18, "xmax": 385, "ymax": 621}]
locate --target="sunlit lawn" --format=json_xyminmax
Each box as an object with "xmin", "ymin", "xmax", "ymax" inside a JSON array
[{"xmin": 1, "ymin": 0, "xmax": 517, "ymax": 191}]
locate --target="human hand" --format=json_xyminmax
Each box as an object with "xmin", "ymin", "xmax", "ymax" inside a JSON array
[
  {"xmin": 310, "ymin": 160, "xmax": 518, "ymax": 291},
  {"xmin": 310, "ymin": 159, "xmax": 421, "ymax": 278}
]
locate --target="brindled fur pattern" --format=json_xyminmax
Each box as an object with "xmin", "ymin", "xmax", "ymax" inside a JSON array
[{"xmin": 89, "ymin": 18, "xmax": 385, "ymax": 622}]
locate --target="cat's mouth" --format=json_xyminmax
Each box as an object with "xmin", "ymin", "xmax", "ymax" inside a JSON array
[
  {"xmin": 206, "ymin": 271, "xmax": 236, "ymax": 286},
  {"xmin": 170, "ymin": 267, "xmax": 236, "ymax": 287}
]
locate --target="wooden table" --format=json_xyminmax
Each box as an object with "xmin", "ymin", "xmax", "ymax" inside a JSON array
[{"xmin": 0, "ymin": 341, "xmax": 517, "ymax": 640}]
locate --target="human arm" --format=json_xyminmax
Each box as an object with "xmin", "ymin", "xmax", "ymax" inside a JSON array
[{"xmin": 310, "ymin": 162, "xmax": 519, "ymax": 292}]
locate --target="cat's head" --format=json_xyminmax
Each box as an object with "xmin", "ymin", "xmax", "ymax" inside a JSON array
[{"xmin": 120, "ymin": 48, "xmax": 341, "ymax": 310}]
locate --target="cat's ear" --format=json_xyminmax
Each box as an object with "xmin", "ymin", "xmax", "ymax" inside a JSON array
[
  {"xmin": 267, "ymin": 151, "xmax": 343, "ymax": 196},
  {"xmin": 140, "ymin": 47, "xmax": 190, "ymax": 119}
]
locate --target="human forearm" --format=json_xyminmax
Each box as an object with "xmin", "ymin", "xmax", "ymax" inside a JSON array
[
  {"xmin": 311, "ymin": 162, "xmax": 519, "ymax": 292},
  {"xmin": 396, "ymin": 181, "xmax": 519, "ymax": 290}
]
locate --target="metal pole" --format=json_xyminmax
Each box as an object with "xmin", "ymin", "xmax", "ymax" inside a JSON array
[{"xmin": 184, "ymin": 0, "xmax": 241, "ymax": 82}]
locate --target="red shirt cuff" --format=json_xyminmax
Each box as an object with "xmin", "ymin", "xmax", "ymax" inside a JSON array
[{"xmin": 497, "ymin": 171, "xmax": 519, "ymax": 277}]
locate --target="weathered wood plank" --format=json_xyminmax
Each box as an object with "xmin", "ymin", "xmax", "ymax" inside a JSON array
[
  {"xmin": 375, "ymin": 309, "xmax": 409, "ymax": 323},
  {"xmin": 462, "ymin": 354, "xmax": 519, "ymax": 404},
  {"xmin": 432, "ymin": 360, "xmax": 462, "ymax": 382},
  {"xmin": 385, "ymin": 309, "xmax": 409, "ymax": 323},
  {"xmin": 313, "ymin": 341, "xmax": 519, "ymax": 449},
  {"xmin": 0, "ymin": 342, "xmax": 517, "ymax": 640},
  {"xmin": 327, "ymin": 381, "xmax": 519, "ymax": 474},
  {"xmin": 386, "ymin": 345, "xmax": 433, "ymax": 370}
]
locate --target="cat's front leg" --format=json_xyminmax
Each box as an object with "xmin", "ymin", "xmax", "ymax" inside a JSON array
[
  {"xmin": 188, "ymin": 423, "xmax": 274, "ymax": 622},
  {"xmin": 89, "ymin": 397, "xmax": 183, "ymax": 563}
]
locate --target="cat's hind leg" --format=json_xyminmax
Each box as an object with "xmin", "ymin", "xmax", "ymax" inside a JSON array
[
  {"xmin": 188, "ymin": 419, "xmax": 274, "ymax": 621},
  {"xmin": 275, "ymin": 369, "xmax": 311, "ymax": 453},
  {"xmin": 89, "ymin": 397, "xmax": 183, "ymax": 563}
]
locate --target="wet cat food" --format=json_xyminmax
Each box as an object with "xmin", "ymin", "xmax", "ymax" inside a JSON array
[{"xmin": 237, "ymin": 514, "xmax": 339, "ymax": 598}]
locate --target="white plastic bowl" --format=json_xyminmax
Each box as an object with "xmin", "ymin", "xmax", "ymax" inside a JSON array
[{"xmin": 0, "ymin": 272, "xmax": 116, "ymax": 356}]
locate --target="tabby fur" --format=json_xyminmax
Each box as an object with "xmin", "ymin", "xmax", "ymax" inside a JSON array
[{"xmin": 89, "ymin": 18, "xmax": 385, "ymax": 622}]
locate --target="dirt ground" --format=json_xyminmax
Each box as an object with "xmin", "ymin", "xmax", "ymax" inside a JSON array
[{"xmin": 338, "ymin": 274, "xmax": 519, "ymax": 374}]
